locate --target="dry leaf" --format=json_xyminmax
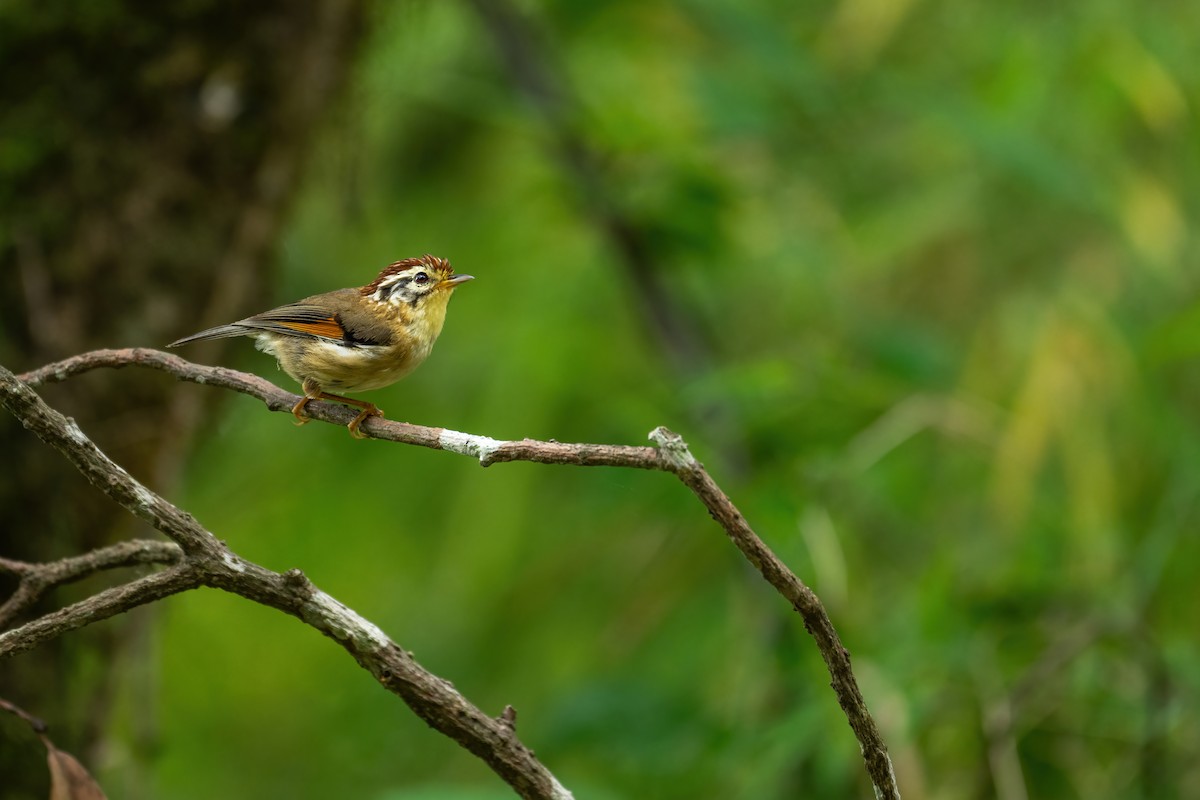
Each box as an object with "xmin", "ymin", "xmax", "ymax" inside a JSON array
[{"xmin": 45, "ymin": 740, "xmax": 107, "ymax": 800}]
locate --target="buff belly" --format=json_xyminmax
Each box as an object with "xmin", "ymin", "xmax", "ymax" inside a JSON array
[{"xmin": 255, "ymin": 335, "xmax": 433, "ymax": 393}]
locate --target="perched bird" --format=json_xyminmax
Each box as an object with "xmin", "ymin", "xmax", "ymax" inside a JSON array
[{"xmin": 170, "ymin": 254, "xmax": 473, "ymax": 438}]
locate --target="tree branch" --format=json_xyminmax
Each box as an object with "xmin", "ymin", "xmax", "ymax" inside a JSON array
[
  {"xmin": 6, "ymin": 350, "xmax": 899, "ymax": 799},
  {"xmin": 0, "ymin": 360, "xmax": 572, "ymax": 800},
  {"xmin": 17, "ymin": 348, "xmax": 662, "ymax": 465},
  {"xmin": 0, "ymin": 564, "xmax": 202, "ymax": 658},
  {"xmin": 649, "ymin": 428, "xmax": 898, "ymax": 798},
  {"xmin": 0, "ymin": 539, "xmax": 181, "ymax": 628}
]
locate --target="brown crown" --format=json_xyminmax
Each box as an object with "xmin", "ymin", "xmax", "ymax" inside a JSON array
[{"xmin": 361, "ymin": 254, "xmax": 453, "ymax": 296}]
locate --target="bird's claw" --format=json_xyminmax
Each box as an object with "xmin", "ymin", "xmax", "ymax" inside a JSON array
[
  {"xmin": 291, "ymin": 397, "xmax": 313, "ymax": 426},
  {"xmin": 346, "ymin": 406, "xmax": 384, "ymax": 439}
]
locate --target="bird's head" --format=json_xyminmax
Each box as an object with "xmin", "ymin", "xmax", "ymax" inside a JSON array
[{"xmin": 363, "ymin": 254, "xmax": 474, "ymax": 309}]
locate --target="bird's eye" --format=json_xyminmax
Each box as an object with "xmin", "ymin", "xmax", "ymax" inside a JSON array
[{"xmin": 413, "ymin": 271, "xmax": 429, "ymax": 285}]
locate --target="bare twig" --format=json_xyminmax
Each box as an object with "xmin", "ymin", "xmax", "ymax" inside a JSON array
[
  {"xmin": 0, "ymin": 696, "xmax": 48, "ymax": 732},
  {"xmin": 10, "ymin": 349, "xmax": 900, "ymax": 798},
  {"xmin": 0, "ymin": 566, "xmax": 202, "ymax": 657},
  {"xmin": 0, "ymin": 539, "xmax": 181, "ymax": 628},
  {"xmin": 650, "ymin": 429, "xmax": 899, "ymax": 798}
]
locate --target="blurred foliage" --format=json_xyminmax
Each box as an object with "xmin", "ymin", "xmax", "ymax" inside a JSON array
[{"xmin": 77, "ymin": 0, "xmax": 1200, "ymax": 798}]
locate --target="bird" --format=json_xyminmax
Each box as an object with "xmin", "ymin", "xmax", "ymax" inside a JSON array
[{"xmin": 169, "ymin": 254, "xmax": 473, "ymax": 438}]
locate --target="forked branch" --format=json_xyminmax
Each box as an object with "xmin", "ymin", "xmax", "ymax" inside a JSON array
[
  {"xmin": 3, "ymin": 351, "xmax": 899, "ymax": 799},
  {"xmin": 0, "ymin": 361, "xmax": 571, "ymax": 800},
  {"xmin": 0, "ymin": 539, "xmax": 181, "ymax": 628}
]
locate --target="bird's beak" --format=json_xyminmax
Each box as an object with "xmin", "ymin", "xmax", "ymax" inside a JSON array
[{"xmin": 443, "ymin": 274, "xmax": 475, "ymax": 287}]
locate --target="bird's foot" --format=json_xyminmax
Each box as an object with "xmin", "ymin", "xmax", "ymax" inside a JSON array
[
  {"xmin": 291, "ymin": 397, "xmax": 313, "ymax": 426},
  {"xmin": 347, "ymin": 405, "xmax": 384, "ymax": 439}
]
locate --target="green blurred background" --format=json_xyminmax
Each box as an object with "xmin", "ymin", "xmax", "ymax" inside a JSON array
[{"xmin": 5, "ymin": 1, "xmax": 1200, "ymax": 798}]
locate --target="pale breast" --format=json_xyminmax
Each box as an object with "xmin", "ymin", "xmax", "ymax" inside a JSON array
[{"xmin": 257, "ymin": 335, "xmax": 432, "ymax": 393}]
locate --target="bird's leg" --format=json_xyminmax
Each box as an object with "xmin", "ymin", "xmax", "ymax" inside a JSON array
[
  {"xmin": 293, "ymin": 379, "xmax": 382, "ymax": 438},
  {"xmin": 291, "ymin": 378, "xmax": 323, "ymax": 426}
]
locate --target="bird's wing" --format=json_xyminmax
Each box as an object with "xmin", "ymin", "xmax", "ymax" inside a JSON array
[
  {"xmin": 245, "ymin": 304, "xmax": 349, "ymax": 341},
  {"xmin": 243, "ymin": 296, "xmax": 395, "ymax": 347},
  {"xmin": 170, "ymin": 290, "xmax": 394, "ymax": 348},
  {"xmin": 328, "ymin": 299, "xmax": 396, "ymax": 347}
]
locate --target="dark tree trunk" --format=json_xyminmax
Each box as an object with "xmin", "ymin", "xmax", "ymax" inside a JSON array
[{"xmin": 0, "ymin": 1, "xmax": 366, "ymax": 793}]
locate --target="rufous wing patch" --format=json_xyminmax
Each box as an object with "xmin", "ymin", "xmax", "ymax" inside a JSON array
[{"xmin": 277, "ymin": 317, "xmax": 345, "ymax": 339}]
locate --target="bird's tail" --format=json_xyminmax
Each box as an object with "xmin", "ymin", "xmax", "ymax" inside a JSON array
[{"xmin": 168, "ymin": 324, "xmax": 250, "ymax": 347}]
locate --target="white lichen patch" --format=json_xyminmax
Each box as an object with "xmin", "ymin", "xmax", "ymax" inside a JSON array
[
  {"xmin": 63, "ymin": 418, "xmax": 90, "ymax": 447},
  {"xmin": 549, "ymin": 777, "xmax": 576, "ymax": 800},
  {"xmin": 302, "ymin": 590, "xmax": 391, "ymax": 651},
  {"xmin": 648, "ymin": 426, "xmax": 696, "ymax": 470},
  {"xmin": 220, "ymin": 552, "xmax": 247, "ymax": 573},
  {"xmin": 439, "ymin": 428, "xmax": 504, "ymax": 464},
  {"xmin": 131, "ymin": 482, "xmax": 159, "ymax": 512}
]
